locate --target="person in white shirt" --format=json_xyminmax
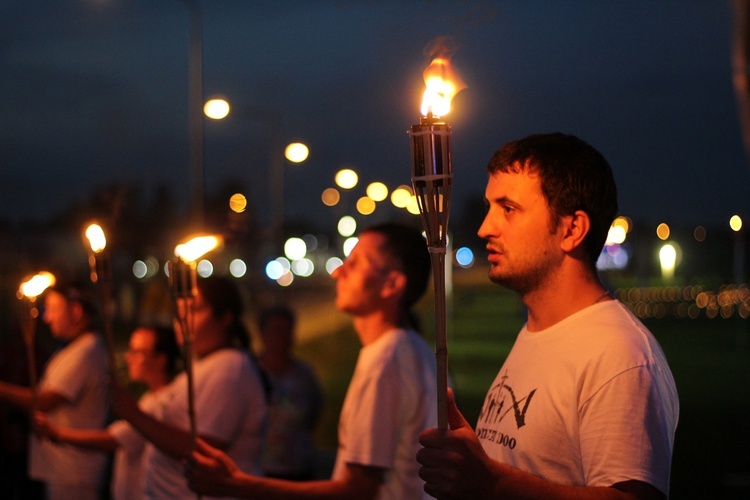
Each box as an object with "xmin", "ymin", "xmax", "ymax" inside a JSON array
[
  {"xmin": 186, "ymin": 223, "xmax": 440, "ymax": 500},
  {"xmin": 0, "ymin": 283, "xmax": 110, "ymax": 500},
  {"xmin": 34, "ymin": 325, "xmax": 179, "ymax": 500},
  {"xmin": 417, "ymin": 132, "xmax": 679, "ymax": 500},
  {"xmin": 112, "ymin": 275, "xmax": 268, "ymax": 499}
]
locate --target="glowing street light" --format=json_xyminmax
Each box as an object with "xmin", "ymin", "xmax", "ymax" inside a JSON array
[{"xmin": 659, "ymin": 243, "xmax": 677, "ymax": 282}]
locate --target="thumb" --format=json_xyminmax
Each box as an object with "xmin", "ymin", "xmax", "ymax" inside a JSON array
[{"xmin": 447, "ymin": 388, "xmax": 471, "ymax": 431}]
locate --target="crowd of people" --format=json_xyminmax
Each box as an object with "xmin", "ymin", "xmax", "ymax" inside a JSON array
[{"xmin": 0, "ymin": 133, "xmax": 679, "ymax": 499}]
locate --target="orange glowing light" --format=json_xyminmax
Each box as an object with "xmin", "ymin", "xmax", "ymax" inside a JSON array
[
  {"xmin": 85, "ymin": 223, "xmax": 107, "ymax": 253},
  {"xmin": 175, "ymin": 235, "xmax": 223, "ymax": 263},
  {"xmin": 420, "ymin": 57, "xmax": 466, "ymax": 117}
]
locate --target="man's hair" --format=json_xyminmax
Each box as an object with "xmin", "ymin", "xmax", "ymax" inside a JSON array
[
  {"xmin": 361, "ymin": 223, "xmax": 431, "ymax": 310},
  {"xmin": 487, "ymin": 132, "xmax": 618, "ymax": 267},
  {"xmin": 47, "ymin": 278, "xmax": 99, "ymax": 328},
  {"xmin": 258, "ymin": 305, "xmax": 296, "ymax": 332}
]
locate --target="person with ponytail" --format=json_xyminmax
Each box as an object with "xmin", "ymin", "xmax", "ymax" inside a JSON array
[{"xmin": 112, "ymin": 276, "xmax": 268, "ymax": 499}]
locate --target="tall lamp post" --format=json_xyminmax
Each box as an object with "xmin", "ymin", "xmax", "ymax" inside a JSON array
[{"xmin": 182, "ymin": 0, "xmax": 204, "ymax": 225}]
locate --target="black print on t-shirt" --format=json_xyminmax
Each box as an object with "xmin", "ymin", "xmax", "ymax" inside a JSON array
[{"xmin": 477, "ymin": 369, "xmax": 536, "ymax": 429}]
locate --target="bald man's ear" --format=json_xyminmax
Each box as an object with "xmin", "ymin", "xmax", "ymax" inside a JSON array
[{"xmin": 559, "ymin": 210, "xmax": 591, "ymax": 253}]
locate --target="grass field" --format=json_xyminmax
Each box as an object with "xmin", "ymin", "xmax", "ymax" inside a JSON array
[{"xmin": 295, "ymin": 276, "xmax": 750, "ymax": 499}]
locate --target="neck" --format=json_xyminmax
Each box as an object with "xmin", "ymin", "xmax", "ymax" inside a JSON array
[
  {"xmin": 353, "ymin": 309, "xmax": 404, "ymax": 346},
  {"xmin": 522, "ymin": 268, "xmax": 609, "ymax": 332}
]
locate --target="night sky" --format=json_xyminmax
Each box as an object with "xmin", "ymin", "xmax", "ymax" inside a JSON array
[{"xmin": 1, "ymin": 0, "xmax": 748, "ymax": 234}]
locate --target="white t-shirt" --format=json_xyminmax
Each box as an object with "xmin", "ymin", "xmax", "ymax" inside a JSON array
[
  {"xmin": 108, "ymin": 390, "xmax": 164, "ymax": 500},
  {"xmin": 333, "ymin": 328, "xmax": 438, "ymax": 500},
  {"xmin": 29, "ymin": 332, "xmax": 110, "ymax": 488},
  {"xmin": 476, "ymin": 301, "xmax": 679, "ymax": 496},
  {"xmin": 144, "ymin": 348, "xmax": 267, "ymax": 499}
]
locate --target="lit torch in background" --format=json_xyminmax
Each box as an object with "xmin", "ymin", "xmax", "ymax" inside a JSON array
[
  {"xmin": 17, "ymin": 271, "xmax": 56, "ymax": 410},
  {"xmin": 84, "ymin": 222, "xmax": 117, "ymax": 372},
  {"xmin": 168, "ymin": 234, "xmax": 222, "ymax": 442},
  {"xmin": 408, "ymin": 51, "xmax": 466, "ymax": 430}
]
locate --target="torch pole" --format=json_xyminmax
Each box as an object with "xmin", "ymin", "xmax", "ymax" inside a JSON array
[
  {"xmin": 20, "ymin": 298, "xmax": 40, "ymax": 412},
  {"xmin": 89, "ymin": 253, "xmax": 117, "ymax": 374},
  {"xmin": 410, "ymin": 115, "xmax": 453, "ymax": 431},
  {"xmin": 169, "ymin": 259, "xmax": 199, "ymax": 444},
  {"xmin": 430, "ymin": 249, "xmax": 449, "ymax": 430}
]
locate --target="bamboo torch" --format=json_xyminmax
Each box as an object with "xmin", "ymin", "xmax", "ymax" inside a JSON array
[
  {"xmin": 84, "ymin": 223, "xmax": 117, "ymax": 372},
  {"xmin": 17, "ymin": 271, "xmax": 56, "ymax": 411},
  {"xmin": 408, "ymin": 55, "xmax": 465, "ymax": 430},
  {"xmin": 168, "ymin": 234, "xmax": 222, "ymax": 443}
]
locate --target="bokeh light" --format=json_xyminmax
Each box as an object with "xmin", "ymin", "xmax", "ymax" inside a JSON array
[
  {"xmin": 229, "ymin": 258, "xmax": 247, "ymax": 278},
  {"xmin": 730, "ymin": 214, "xmax": 743, "ymax": 232},
  {"xmin": 694, "ymin": 225, "xmax": 706, "ymax": 242},
  {"xmin": 335, "ymin": 168, "xmax": 358, "ymax": 189},
  {"xmin": 196, "ymin": 259, "xmax": 214, "ymax": 278},
  {"xmin": 326, "ymin": 257, "xmax": 343, "ymax": 274},
  {"xmin": 343, "ymin": 237, "xmax": 358, "ymax": 256},
  {"xmin": 285, "ymin": 142, "xmax": 309, "ymax": 163},
  {"xmin": 229, "ymin": 193, "xmax": 247, "ymax": 213},
  {"xmin": 321, "ymin": 187, "xmax": 340, "ymax": 207},
  {"xmin": 390, "ymin": 185, "xmax": 412, "ymax": 208},
  {"xmin": 284, "ymin": 237, "xmax": 307, "ymax": 260},
  {"xmin": 338, "ymin": 216, "xmax": 357, "ymax": 237},
  {"xmin": 656, "ymin": 223, "xmax": 670, "ymax": 241},
  {"xmin": 356, "ymin": 196, "xmax": 376, "ymax": 215},
  {"xmin": 455, "ymin": 247, "xmax": 474, "ymax": 268},
  {"xmin": 204, "ymin": 98, "xmax": 230, "ymax": 119},
  {"xmin": 366, "ymin": 182, "xmax": 388, "ymax": 202}
]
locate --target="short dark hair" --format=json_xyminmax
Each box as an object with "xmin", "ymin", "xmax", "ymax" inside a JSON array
[
  {"xmin": 487, "ymin": 133, "xmax": 618, "ymax": 267},
  {"xmin": 361, "ymin": 223, "xmax": 431, "ymax": 310}
]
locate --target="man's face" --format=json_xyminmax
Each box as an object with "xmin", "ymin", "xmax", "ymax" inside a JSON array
[
  {"xmin": 477, "ymin": 169, "xmax": 565, "ymax": 295},
  {"xmin": 331, "ymin": 232, "xmax": 392, "ymax": 316},
  {"xmin": 42, "ymin": 290, "xmax": 79, "ymax": 340},
  {"xmin": 124, "ymin": 328, "xmax": 162, "ymax": 383}
]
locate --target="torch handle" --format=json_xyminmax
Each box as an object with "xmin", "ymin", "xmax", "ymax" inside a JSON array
[{"xmin": 430, "ymin": 250, "xmax": 449, "ymax": 431}]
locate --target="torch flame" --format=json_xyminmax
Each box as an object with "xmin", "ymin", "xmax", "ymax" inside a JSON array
[
  {"xmin": 175, "ymin": 235, "xmax": 222, "ymax": 263},
  {"xmin": 420, "ymin": 57, "xmax": 467, "ymax": 117},
  {"xmin": 20, "ymin": 271, "xmax": 56, "ymax": 299},
  {"xmin": 85, "ymin": 224, "xmax": 107, "ymax": 253}
]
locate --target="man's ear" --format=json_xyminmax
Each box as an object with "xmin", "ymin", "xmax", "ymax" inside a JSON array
[
  {"xmin": 381, "ymin": 270, "xmax": 407, "ymax": 301},
  {"xmin": 560, "ymin": 210, "xmax": 591, "ymax": 253}
]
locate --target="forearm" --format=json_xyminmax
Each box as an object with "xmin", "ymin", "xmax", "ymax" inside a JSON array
[
  {"xmin": 217, "ymin": 475, "xmax": 373, "ymax": 500},
  {"xmin": 0, "ymin": 380, "xmax": 36, "ymax": 411},
  {"xmin": 491, "ymin": 464, "xmax": 662, "ymax": 500},
  {"xmin": 121, "ymin": 405, "xmax": 195, "ymax": 460},
  {"xmin": 52, "ymin": 426, "xmax": 119, "ymax": 452}
]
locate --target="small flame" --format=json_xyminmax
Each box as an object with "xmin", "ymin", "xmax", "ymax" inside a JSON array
[
  {"xmin": 85, "ymin": 224, "xmax": 107, "ymax": 253},
  {"xmin": 175, "ymin": 235, "xmax": 222, "ymax": 263},
  {"xmin": 20, "ymin": 271, "xmax": 56, "ymax": 299},
  {"xmin": 420, "ymin": 57, "xmax": 466, "ymax": 117}
]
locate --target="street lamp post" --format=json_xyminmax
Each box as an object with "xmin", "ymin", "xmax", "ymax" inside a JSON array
[{"xmin": 183, "ymin": 0, "xmax": 204, "ymax": 225}]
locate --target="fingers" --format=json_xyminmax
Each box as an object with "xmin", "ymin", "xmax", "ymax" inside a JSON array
[{"xmin": 447, "ymin": 388, "xmax": 470, "ymax": 431}]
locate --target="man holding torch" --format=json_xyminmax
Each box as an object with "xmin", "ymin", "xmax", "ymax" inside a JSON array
[
  {"xmin": 417, "ymin": 133, "xmax": 679, "ymax": 499},
  {"xmin": 0, "ymin": 280, "xmax": 110, "ymax": 500},
  {"xmin": 186, "ymin": 223, "xmax": 440, "ymax": 500}
]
